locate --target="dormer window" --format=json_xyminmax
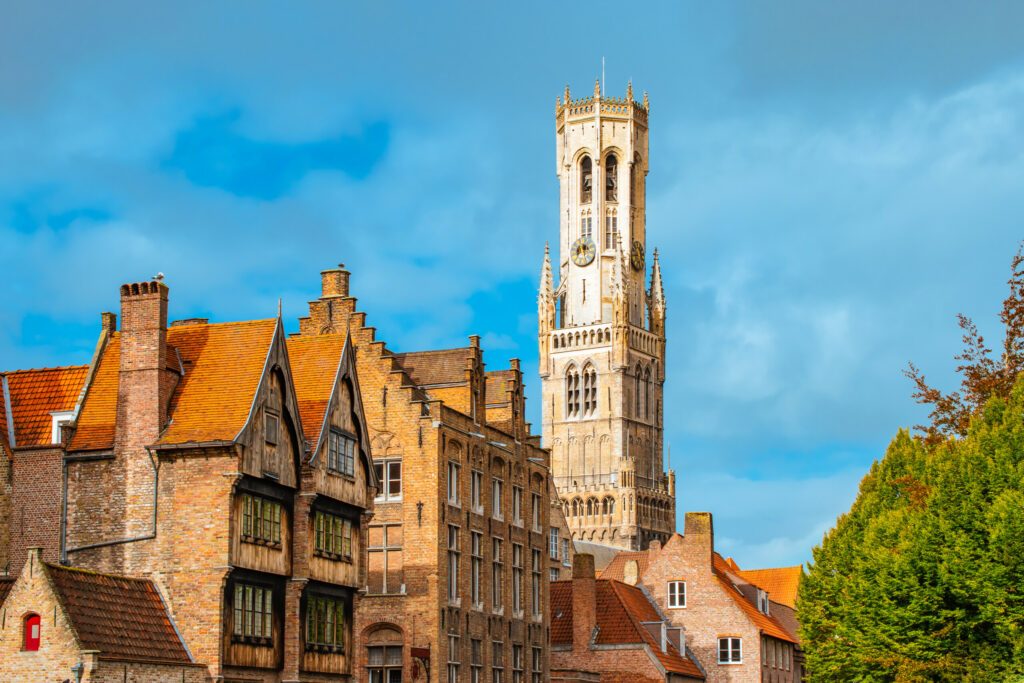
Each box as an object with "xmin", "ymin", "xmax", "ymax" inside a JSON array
[
  {"xmin": 757, "ymin": 589, "xmax": 770, "ymax": 615},
  {"xmin": 265, "ymin": 412, "xmax": 279, "ymax": 446},
  {"xmin": 50, "ymin": 411, "xmax": 74, "ymax": 444}
]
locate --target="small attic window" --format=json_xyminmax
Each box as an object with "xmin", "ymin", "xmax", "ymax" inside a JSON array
[
  {"xmin": 24, "ymin": 613, "xmax": 40, "ymax": 651},
  {"xmin": 757, "ymin": 589, "xmax": 770, "ymax": 615},
  {"xmin": 50, "ymin": 411, "xmax": 74, "ymax": 445},
  {"xmin": 265, "ymin": 412, "xmax": 279, "ymax": 446}
]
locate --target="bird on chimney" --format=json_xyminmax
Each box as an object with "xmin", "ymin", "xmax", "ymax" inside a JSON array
[{"xmin": 153, "ymin": 272, "xmax": 165, "ymax": 281}]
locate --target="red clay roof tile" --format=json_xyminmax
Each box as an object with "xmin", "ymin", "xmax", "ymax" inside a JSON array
[
  {"xmin": 286, "ymin": 333, "xmax": 346, "ymax": 450},
  {"xmin": 1, "ymin": 365, "xmax": 87, "ymax": 448},
  {"xmin": 391, "ymin": 347, "xmax": 471, "ymax": 387},
  {"xmin": 735, "ymin": 565, "xmax": 803, "ymax": 610},
  {"xmin": 713, "ymin": 554, "xmax": 795, "ymax": 643}
]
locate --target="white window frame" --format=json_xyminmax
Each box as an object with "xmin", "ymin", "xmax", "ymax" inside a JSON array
[
  {"xmin": 448, "ymin": 633, "xmax": 460, "ymax": 683},
  {"xmin": 667, "ymin": 580, "xmax": 686, "ymax": 609},
  {"xmin": 718, "ymin": 637, "xmax": 742, "ymax": 664},
  {"xmin": 50, "ymin": 411, "xmax": 74, "ymax": 445},
  {"xmin": 492, "ymin": 479, "xmax": 504, "ymax": 521},
  {"xmin": 447, "ymin": 525, "xmax": 461, "ymax": 606},
  {"xmin": 549, "ymin": 528, "xmax": 559, "ymax": 560},
  {"xmin": 471, "ymin": 470, "xmax": 484, "ymax": 514},
  {"xmin": 757, "ymin": 589, "xmax": 770, "ymax": 615},
  {"xmin": 512, "ymin": 486, "xmax": 523, "ymax": 527},
  {"xmin": 448, "ymin": 461, "xmax": 461, "ymax": 507},
  {"xmin": 471, "ymin": 531, "xmax": 483, "ymax": 609},
  {"xmin": 374, "ymin": 458, "xmax": 402, "ymax": 502},
  {"xmin": 531, "ymin": 493, "xmax": 542, "ymax": 533}
]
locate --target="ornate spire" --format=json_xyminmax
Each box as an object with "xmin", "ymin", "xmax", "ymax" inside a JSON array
[
  {"xmin": 643, "ymin": 91, "xmax": 650, "ymax": 110},
  {"xmin": 650, "ymin": 248, "xmax": 666, "ymax": 334},
  {"xmin": 594, "ymin": 78, "xmax": 601, "ymax": 99},
  {"xmin": 627, "ymin": 80, "xmax": 633, "ymax": 101},
  {"xmin": 538, "ymin": 242, "xmax": 555, "ymax": 331},
  {"xmin": 565, "ymin": 84, "xmax": 571, "ymax": 104}
]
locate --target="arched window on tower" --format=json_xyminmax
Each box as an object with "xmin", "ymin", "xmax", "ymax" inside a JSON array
[
  {"xmin": 580, "ymin": 156, "xmax": 593, "ymax": 203},
  {"xmin": 635, "ymin": 363, "xmax": 643, "ymax": 417},
  {"xmin": 644, "ymin": 366, "xmax": 652, "ymax": 419},
  {"xmin": 582, "ymin": 364, "xmax": 597, "ymax": 416},
  {"xmin": 605, "ymin": 207, "xmax": 618, "ymax": 250},
  {"xmin": 605, "ymin": 153, "xmax": 618, "ymax": 202},
  {"xmin": 580, "ymin": 209, "xmax": 593, "ymax": 239},
  {"xmin": 566, "ymin": 366, "xmax": 580, "ymax": 417}
]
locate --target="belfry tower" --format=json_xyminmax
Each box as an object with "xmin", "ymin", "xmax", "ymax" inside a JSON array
[{"xmin": 540, "ymin": 80, "xmax": 675, "ymax": 551}]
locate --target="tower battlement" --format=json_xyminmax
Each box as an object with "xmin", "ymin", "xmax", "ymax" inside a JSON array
[{"xmin": 556, "ymin": 81, "xmax": 649, "ymax": 126}]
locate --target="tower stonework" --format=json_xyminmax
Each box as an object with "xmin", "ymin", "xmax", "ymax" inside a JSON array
[{"xmin": 540, "ymin": 81, "xmax": 675, "ymax": 551}]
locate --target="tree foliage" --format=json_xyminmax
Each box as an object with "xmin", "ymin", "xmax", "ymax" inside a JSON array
[{"xmin": 800, "ymin": 245, "xmax": 1024, "ymax": 681}]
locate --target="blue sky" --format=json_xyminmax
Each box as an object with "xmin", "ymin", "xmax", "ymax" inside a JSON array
[{"xmin": 3, "ymin": 2, "xmax": 1023, "ymax": 567}]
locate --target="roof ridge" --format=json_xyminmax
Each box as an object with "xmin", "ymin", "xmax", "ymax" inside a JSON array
[
  {"xmin": 391, "ymin": 346, "xmax": 472, "ymax": 357},
  {"xmin": 2, "ymin": 364, "xmax": 89, "ymax": 375},
  {"xmin": 44, "ymin": 561, "xmax": 154, "ymax": 584}
]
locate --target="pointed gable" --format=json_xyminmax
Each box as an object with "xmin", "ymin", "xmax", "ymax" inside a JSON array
[
  {"xmin": 0, "ymin": 366, "xmax": 88, "ymax": 448},
  {"xmin": 713, "ymin": 554, "xmax": 795, "ymax": 643},
  {"xmin": 286, "ymin": 332, "xmax": 347, "ymax": 450}
]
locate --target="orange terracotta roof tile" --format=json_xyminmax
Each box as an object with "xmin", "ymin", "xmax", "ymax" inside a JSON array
[
  {"xmin": 67, "ymin": 336, "xmax": 120, "ymax": 451},
  {"xmin": 551, "ymin": 580, "xmax": 704, "ymax": 679},
  {"xmin": 599, "ymin": 550, "xmax": 651, "ymax": 582},
  {"xmin": 1, "ymin": 365, "xmax": 87, "ymax": 448},
  {"xmin": 391, "ymin": 347, "xmax": 471, "ymax": 387},
  {"xmin": 159, "ymin": 319, "xmax": 276, "ymax": 445},
  {"xmin": 736, "ymin": 565, "xmax": 803, "ymax": 610},
  {"xmin": 286, "ymin": 333, "xmax": 346, "ymax": 450},
  {"xmin": 46, "ymin": 563, "xmax": 191, "ymax": 664},
  {"xmin": 713, "ymin": 554, "xmax": 795, "ymax": 643}
]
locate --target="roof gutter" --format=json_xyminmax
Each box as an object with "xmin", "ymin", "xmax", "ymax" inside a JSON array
[{"xmin": 2, "ymin": 374, "xmax": 15, "ymax": 448}]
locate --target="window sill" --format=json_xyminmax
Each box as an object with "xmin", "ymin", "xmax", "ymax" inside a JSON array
[
  {"xmin": 306, "ymin": 643, "xmax": 346, "ymax": 654},
  {"xmin": 241, "ymin": 536, "xmax": 282, "ymax": 549},
  {"xmin": 327, "ymin": 469, "xmax": 356, "ymax": 480},
  {"xmin": 314, "ymin": 550, "xmax": 353, "ymax": 563},
  {"xmin": 718, "ymin": 661, "xmax": 744, "ymax": 666},
  {"xmin": 375, "ymin": 497, "xmax": 403, "ymax": 504},
  {"xmin": 232, "ymin": 635, "xmax": 273, "ymax": 647},
  {"xmin": 472, "ymin": 506, "xmax": 484, "ymax": 516}
]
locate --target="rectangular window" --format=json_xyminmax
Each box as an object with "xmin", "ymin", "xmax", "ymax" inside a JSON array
[
  {"xmin": 329, "ymin": 429, "xmax": 356, "ymax": 476},
  {"xmin": 448, "ymin": 525, "xmax": 461, "ymax": 605},
  {"xmin": 314, "ymin": 511, "xmax": 353, "ymax": 560},
  {"xmin": 531, "ymin": 549, "xmax": 541, "ymax": 617},
  {"xmin": 512, "ymin": 486, "xmax": 523, "ymax": 526},
  {"xmin": 492, "ymin": 537, "xmax": 504, "ymax": 612},
  {"xmin": 492, "ymin": 641, "xmax": 504, "ymax": 683},
  {"xmin": 531, "ymin": 494, "xmax": 542, "ymax": 532},
  {"xmin": 368, "ymin": 524, "xmax": 404, "ymax": 594},
  {"xmin": 562, "ymin": 539, "xmax": 570, "ymax": 567},
  {"xmin": 471, "ymin": 470, "xmax": 484, "ymax": 513},
  {"xmin": 373, "ymin": 459, "xmax": 402, "ymax": 502},
  {"xmin": 265, "ymin": 412, "xmax": 279, "ymax": 445},
  {"xmin": 758, "ymin": 589, "xmax": 770, "ymax": 615},
  {"xmin": 550, "ymin": 568, "xmax": 560, "ymax": 582},
  {"xmin": 240, "ymin": 493, "xmax": 282, "ymax": 546},
  {"xmin": 305, "ymin": 595, "xmax": 346, "ymax": 652},
  {"xmin": 549, "ymin": 527, "xmax": 559, "ymax": 560},
  {"xmin": 512, "ymin": 644, "xmax": 524, "ymax": 683},
  {"xmin": 368, "ymin": 645, "xmax": 403, "ymax": 682},
  {"xmin": 531, "ymin": 646, "xmax": 542, "ymax": 683},
  {"xmin": 667, "ymin": 581, "xmax": 686, "ymax": 608},
  {"xmin": 492, "ymin": 479, "xmax": 504, "ymax": 520},
  {"xmin": 471, "ymin": 532, "xmax": 483, "ymax": 608},
  {"xmin": 232, "ymin": 583, "xmax": 273, "ymax": 643},
  {"xmin": 512, "ymin": 544, "xmax": 523, "ymax": 615},
  {"xmin": 448, "ymin": 634, "xmax": 460, "ymax": 683},
  {"xmin": 471, "ymin": 638, "xmax": 483, "ymax": 683},
  {"xmin": 448, "ymin": 462, "xmax": 461, "ymax": 506},
  {"xmin": 718, "ymin": 637, "xmax": 742, "ymax": 664}
]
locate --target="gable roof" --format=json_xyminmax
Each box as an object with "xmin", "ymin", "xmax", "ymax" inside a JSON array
[
  {"xmin": 551, "ymin": 579, "xmax": 704, "ymax": 679},
  {"xmin": 45, "ymin": 563, "xmax": 191, "ymax": 664},
  {"xmin": 391, "ymin": 347, "xmax": 472, "ymax": 387},
  {"xmin": 712, "ymin": 554, "xmax": 795, "ymax": 643},
  {"xmin": 599, "ymin": 549, "xmax": 652, "ymax": 582},
  {"xmin": 485, "ymin": 369, "xmax": 515, "ymax": 405},
  {"xmin": 68, "ymin": 319, "xmax": 278, "ymax": 451},
  {"xmin": 285, "ymin": 332, "xmax": 347, "ymax": 450},
  {"xmin": 735, "ymin": 565, "xmax": 803, "ymax": 610},
  {"xmin": 0, "ymin": 365, "xmax": 88, "ymax": 448}
]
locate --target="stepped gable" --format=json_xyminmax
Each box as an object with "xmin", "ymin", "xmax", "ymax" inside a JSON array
[
  {"xmin": 285, "ymin": 332, "xmax": 347, "ymax": 449},
  {"xmin": 551, "ymin": 579, "xmax": 704, "ymax": 679},
  {"xmin": 68, "ymin": 319, "xmax": 278, "ymax": 451},
  {"xmin": 1, "ymin": 365, "xmax": 87, "ymax": 447},
  {"xmin": 390, "ymin": 347, "xmax": 472, "ymax": 388},
  {"xmin": 46, "ymin": 562, "xmax": 191, "ymax": 664},
  {"xmin": 485, "ymin": 369, "xmax": 515, "ymax": 405},
  {"xmin": 735, "ymin": 564, "xmax": 803, "ymax": 610}
]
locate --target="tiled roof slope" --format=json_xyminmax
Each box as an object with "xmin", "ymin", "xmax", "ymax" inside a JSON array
[
  {"xmin": 713, "ymin": 554, "xmax": 795, "ymax": 643},
  {"xmin": 598, "ymin": 549, "xmax": 651, "ymax": 581},
  {"xmin": 286, "ymin": 333, "xmax": 346, "ymax": 450},
  {"xmin": 0, "ymin": 577, "xmax": 13, "ymax": 606},
  {"xmin": 46, "ymin": 563, "xmax": 191, "ymax": 663},
  {"xmin": 1, "ymin": 365, "xmax": 87, "ymax": 448},
  {"xmin": 69, "ymin": 320, "xmax": 277, "ymax": 451},
  {"xmin": 551, "ymin": 580, "xmax": 704, "ymax": 679},
  {"xmin": 485, "ymin": 370, "xmax": 514, "ymax": 404},
  {"xmin": 736, "ymin": 565, "xmax": 803, "ymax": 610},
  {"xmin": 391, "ymin": 348, "xmax": 471, "ymax": 387}
]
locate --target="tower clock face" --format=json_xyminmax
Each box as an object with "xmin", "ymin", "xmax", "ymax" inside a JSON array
[
  {"xmin": 571, "ymin": 237, "xmax": 596, "ymax": 267},
  {"xmin": 630, "ymin": 240, "xmax": 645, "ymax": 271}
]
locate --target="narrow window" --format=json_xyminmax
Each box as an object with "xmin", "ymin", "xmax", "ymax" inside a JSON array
[
  {"xmin": 549, "ymin": 527, "xmax": 559, "ymax": 560},
  {"xmin": 512, "ymin": 644, "xmax": 524, "ymax": 683},
  {"xmin": 562, "ymin": 539, "xmax": 571, "ymax": 567},
  {"xmin": 758, "ymin": 589, "xmax": 770, "ymax": 614},
  {"xmin": 471, "ymin": 470, "xmax": 483, "ymax": 513},
  {"xmin": 605, "ymin": 153, "xmax": 618, "ymax": 201},
  {"xmin": 492, "ymin": 537, "xmax": 504, "ymax": 612},
  {"xmin": 368, "ymin": 524, "xmax": 404, "ymax": 594},
  {"xmin": 550, "ymin": 568, "xmax": 560, "ymax": 582},
  {"xmin": 448, "ymin": 462, "xmax": 461, "ymax": 506},
  {"xmin": 604, "ymin": 208, "xmax": 618, "ymax": 250},
  {"xmin": 580, "ymin": 156, "xmax": 592, "ymax": 203},
  {"xmin": 512, "ymin": 486, "xmax": 523, "ymax": 526},
  {"xmin": 531, "ymin": 494, "xmax": 542, "ymax": 533},
  {"xmin": 265, "ymin": 412, "xmax": 279, "ymax": 445},
  {"xmin": 531, "ymin": 646, "xmax": 543, "ymax": 683},
  {"xmin": 531, "ymin": 549, "xmax": 541, "ymax": 617},
  {"xmin": 644, "ymin": 367, "xmax": 652, "ymax": 419},
  {"xmin": 718, "ymin": 637, "xmax": 742, "ymax": 664},
  {"xmin": 23, "ymin": 613, "xmax": 40, "ymax": 651},
  {"xmin": 667, "ymin": 581, "xmax": 686, "ymax": 608},
  {"xmin": 447, "ymin": 525, "xmax": 461, "ymax": 605},
  {"xmin": 471, "ymin": 639, "xmax": 483, "ymax": 683},
  {"xmin": 447, "ymin": 634, "xmax": 460, "ymax": 683},
  {"xmin": 492, "ymin": 479, "xmax": 504, "ymax": 521},
  {"xmin": 374, "ymin": 459, "xmax": 402, "ymax": 502},
  {"xmin": 492, "ymin": 640, "xmax": 505, "ymax": 683},
  {"xmin": 580, "ymin": 210, "xmax": 593, "ymax": 239},
  {"xmin": 512, "ymin": 543, "xmax": 523, "ymax": 615},
  {"xmin": 471, "ymin": 531, "xmax": 483, "ymax": 608}
]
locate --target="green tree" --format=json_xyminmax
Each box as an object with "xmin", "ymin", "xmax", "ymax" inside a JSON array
[{"xmin": 800, "ymin": 246, "xmax": 1024, "ymax": 682}]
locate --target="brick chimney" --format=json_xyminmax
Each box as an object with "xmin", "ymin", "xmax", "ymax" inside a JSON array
[
  {"xmin": 684, "ymin": 512, "xmax": 714, "ymax": 568},
  {"xmin": 572, "ymin": 554, "xmax": 596, "ymax": 649},
  {"xmin": 321, "ymin": 264, "xmax": 351, "ymax": 298},
  {"xmin": 116, "ymin": 280, "xmax": 169, "ymax": 449}
]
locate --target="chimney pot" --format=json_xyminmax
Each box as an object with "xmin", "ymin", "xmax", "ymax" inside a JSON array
[
  {"xmin": 101, "ymin": 312, "xmax": 117, "ymax": 334},
  {"xmin": 469, "ymin": 334, "xmax": 481, "ymax": 349},
  {"xmin": 321, "ymin": 266, "xmax": 351, "ymax": 298}
]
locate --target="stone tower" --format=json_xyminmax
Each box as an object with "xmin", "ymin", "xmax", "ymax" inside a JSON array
[{"xmin": 540, "ymin": 81, "xmax": 675, "ymax": 551}]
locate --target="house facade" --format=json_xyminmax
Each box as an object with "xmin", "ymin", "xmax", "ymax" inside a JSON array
[{"xmin": 600, "ymin": 513, "xmax": 803, "ymax": 683}]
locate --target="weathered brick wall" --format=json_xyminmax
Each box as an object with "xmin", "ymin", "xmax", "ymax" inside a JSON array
[
  {"xmin": 0, "ymin": 449, "xmax": 10, "ymax": 573},
  {"xmin": 87, "ymin": 658, "xmax": 208, "ymax": 683},
  {"xmin": 8, "ymin": 446, "xmax": 65, "ymax": 573}
]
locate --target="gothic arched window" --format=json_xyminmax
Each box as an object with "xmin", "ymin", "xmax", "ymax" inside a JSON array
[
  {"xmin": 566, "ymin": 366, "xmax": 581, "ymax": 417},
  {"xmin": 582, "ymin": 364, "xmax": 597, "ymax": 416},
  {"xmin": 644, "ymin": 366, "xmax": 652, "ymax": 419},
  {"xmin": 605, "ymin": 153, "xmax": 618, "ymax": 202},
  {"xmin": 580, "ymin": 156, "xmax": 593, "ymax": 203},
  {"xmin": 635, "ymin": 363, "xmax": 643, "ymax": 416},
  {"xmin": 580, "ymin": 209, "xmax": 593, "ymax": 239}
]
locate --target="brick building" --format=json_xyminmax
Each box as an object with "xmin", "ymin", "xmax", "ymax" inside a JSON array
[
  {"xmin": 296, "ymin": 265, "xmax": 560, "ymax": 682},
  {"xmin": 1, "ymin": 277, "xmax": 378, "ymax": 680},
  {"xmin": 600, "ymin": 513, "xmax": 804, "ymax": 683},
  {"xmin": 550, "ymin": 553, "xmax": 704, "ymax": 682}
]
